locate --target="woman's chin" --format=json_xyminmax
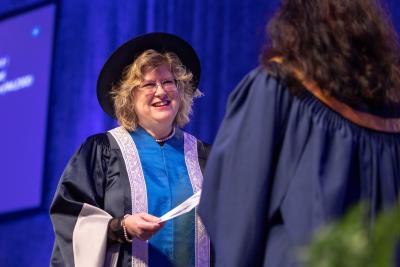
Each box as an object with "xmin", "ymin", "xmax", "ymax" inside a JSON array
[
  {"xmin": 150, "ymin": 108, "xmax": 176, "ymax": 120},
  {"xmin": 151, "ymin": 113, "xmax": 176, "ymax": 126}
]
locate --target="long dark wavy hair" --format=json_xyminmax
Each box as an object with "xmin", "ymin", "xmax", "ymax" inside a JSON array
[{"xmin": 262, "ymin": 0, "xmax": 400, "ymax": 108}]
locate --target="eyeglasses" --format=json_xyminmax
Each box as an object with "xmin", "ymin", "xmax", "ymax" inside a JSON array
[{"xmin": 138, "ymin": 79, "xmax": 178, "ymax": 93}]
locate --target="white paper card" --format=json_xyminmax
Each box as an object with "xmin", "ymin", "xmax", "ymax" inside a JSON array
[{"xmin": 159, "ymin": 190, "xmax": 201, "ymax": 222}]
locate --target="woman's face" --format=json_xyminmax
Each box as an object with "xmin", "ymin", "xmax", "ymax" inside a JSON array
[{"xmin": 133, "ymin": 64, "xmax": 180, "ymax": 132}]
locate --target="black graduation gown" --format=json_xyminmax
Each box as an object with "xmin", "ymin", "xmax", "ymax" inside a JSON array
[
  {"xmin": 199, "ymin": 67, "xmax": 400, "ymax": 267},
  {"xmin": 50, "ymin": 129, "xmax": 210, "ymax": 267}
]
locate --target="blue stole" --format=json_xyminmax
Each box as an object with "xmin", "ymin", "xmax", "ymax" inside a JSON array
[{"xmin": 131, "ymin": 127, "xmax": 195, "ymax": 267}]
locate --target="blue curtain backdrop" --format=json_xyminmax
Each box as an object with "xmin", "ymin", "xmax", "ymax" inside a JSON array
[{"xmin": 0, "ymin": 0, "xmax": 399, "ymax": 266}]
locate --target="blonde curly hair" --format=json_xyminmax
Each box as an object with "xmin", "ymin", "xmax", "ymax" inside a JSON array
[{"xmin": 111, "ymin": 49, "xmax": 201, "ymax": 131}]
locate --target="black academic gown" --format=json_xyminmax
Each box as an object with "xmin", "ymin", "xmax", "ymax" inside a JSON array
[
  {"xmin": 199, "ymin": 67, "xmax": 400, "ymax": 267},
  {"xmin": 50, "ymin": 128, "xmax": 210, "ymax": 267}
]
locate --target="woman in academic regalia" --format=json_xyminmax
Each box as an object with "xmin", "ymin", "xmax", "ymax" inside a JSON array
[
  {"xmin": 199, "ymin": 0, "xmax": 400, "ymax": 266},
  {"xmin": 50, "ymin": 32, "xmax": 211, "ymax": 267}
]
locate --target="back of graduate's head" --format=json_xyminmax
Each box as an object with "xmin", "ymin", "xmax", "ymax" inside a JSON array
[{"xmin": 262, "ymin": 0, "xmax": 400, "ymax": 107}]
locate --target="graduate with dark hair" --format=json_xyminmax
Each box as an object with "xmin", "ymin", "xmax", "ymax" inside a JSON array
[{"xmin": 199, "ymin": 0, "xmax": 400, "ymax": 266}]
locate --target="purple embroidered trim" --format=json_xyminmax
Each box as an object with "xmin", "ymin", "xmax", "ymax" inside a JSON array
[
  {"xmin": 184, "ymin": 132, "xmax": 211, "ymax": 267},
  {"xmin": 109, "ymin": 127, "xmax": 148, "ymax": 267}
]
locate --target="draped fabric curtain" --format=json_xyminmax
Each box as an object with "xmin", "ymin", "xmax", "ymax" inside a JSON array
[{"xmin": 0, "ymin": 0, "xmax": 399, "ymax": 265}]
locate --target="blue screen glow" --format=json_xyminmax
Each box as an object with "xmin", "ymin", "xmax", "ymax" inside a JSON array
[{"xmin": 0, "ymin": 4, "xmax": 55, "ymax": 214}]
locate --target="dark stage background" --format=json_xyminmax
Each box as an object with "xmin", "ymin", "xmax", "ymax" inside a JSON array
[{"xmin": 0, "ymin": 0, "xmax": 399, "ymax": 266}]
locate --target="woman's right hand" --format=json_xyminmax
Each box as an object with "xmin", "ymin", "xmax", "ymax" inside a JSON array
[{"xmin": 123, "ymin": 213, "xmax": 164, "ymax": 241}]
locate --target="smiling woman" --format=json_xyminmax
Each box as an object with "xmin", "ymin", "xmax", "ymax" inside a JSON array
[
  {"xmin": 49, "ymin": 33, "xmax": 211, "ymax": 267},
  {"xmin": 111, "ymin": 49, "xmax": 199, "ymax": 137}
]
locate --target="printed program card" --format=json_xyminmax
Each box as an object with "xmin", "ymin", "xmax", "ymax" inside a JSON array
[{"xmin": 159, "ymin": 190, "xmax": 202, "ymax": 222}]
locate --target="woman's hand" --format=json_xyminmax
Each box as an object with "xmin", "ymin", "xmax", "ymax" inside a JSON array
[{"xmin": 123, "ymin": 213, "xmax": 164, "ymax": 241}]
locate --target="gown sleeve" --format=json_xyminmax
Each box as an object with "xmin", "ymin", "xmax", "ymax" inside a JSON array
[
  {"xmin": 198, "ymin": 67, "xmax": 292, "ymax": 266},
  {"xmin": 50, "ymin": 133, "xmax": 119, "ymax": 267}
]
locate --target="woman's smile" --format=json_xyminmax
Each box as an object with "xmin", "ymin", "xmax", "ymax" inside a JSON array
[{"xmin": 151, "ymin": 99, "xmax": 171, "ymax": 108}]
